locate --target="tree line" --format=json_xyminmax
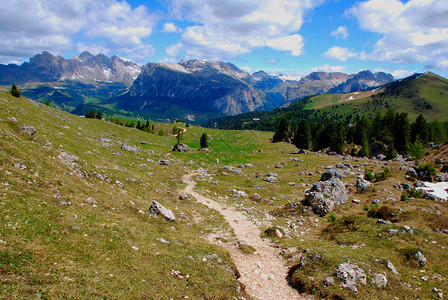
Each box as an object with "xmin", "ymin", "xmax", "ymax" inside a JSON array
[{"xmin": 273, "ymin": 108, "xmax": 447, "ymax": 159}]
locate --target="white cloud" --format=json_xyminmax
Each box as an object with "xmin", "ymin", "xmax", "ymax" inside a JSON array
[
  {"xmin": 265, "ymin": 59, "xmax": 277, "ymax": 65},
  {"xmin": 311, "ymin": 64, "xmax": 346, "ymax": 73},
  {"xmin": 163, "ymin": 22, "xmax": 180, "ymax": 33},
  {"xmin": 165, "ymin": 43, "xmax": 184, "ymax": 57},
  {"xmin": 350, "ymin": 0, "xmax": 448, "ymax": 70},
  {"xmin": 266, "ymin": 34, "xmax": 304, "ymax": 56},
  {"xmin": 168, "ymin": 0, "xmax": 317, "ymax": 60},
  {"xmin": 323, "ymin": 46, "xmax": 358, "ymax": 62},
  {"xmin": 0, "ymin": 0, "xmax": 158, "ymax": 64},
  {"xmin": 331, "ymin": 26, "xmax": 349, "ymax": 39}
]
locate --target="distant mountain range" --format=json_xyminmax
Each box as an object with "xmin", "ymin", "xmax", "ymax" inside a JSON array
[
  {"xmin": 0, "ymin": 51, "xmax": 394, "ymax": 122},
  {"xmin": 203, "ymin": 72, "xmax": 448, "ymax": 131}
]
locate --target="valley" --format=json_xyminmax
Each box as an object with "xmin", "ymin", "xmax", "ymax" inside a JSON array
[{"xmin": 2, "ymin": 88, "xmax": 448, "ymax": 299}]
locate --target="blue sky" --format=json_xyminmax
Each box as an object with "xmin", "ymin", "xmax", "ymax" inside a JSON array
[{"xmin": 0, "ymin": 0, "xmax": 447, "ymax": 79}]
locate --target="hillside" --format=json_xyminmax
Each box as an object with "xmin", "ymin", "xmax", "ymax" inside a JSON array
[
  {"xmin": 206, "ymin": 72, "xmax": 448, "ymax": 130},
  {"xmin": 2, "ymin": 91, "xmax": 448, "ymax": 299}
]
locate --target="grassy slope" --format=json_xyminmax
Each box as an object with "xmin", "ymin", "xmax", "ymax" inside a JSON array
[
  {"xmin": 304, "ymin": 72, "xmax": 448, "ymax": 122},
  {"xmin": 0, "ymin": 91, "xmax": 251, "ymax": 299},
  {"xmin": 2, "ymin": 90, "xmax": 448, "ymax": 299}
]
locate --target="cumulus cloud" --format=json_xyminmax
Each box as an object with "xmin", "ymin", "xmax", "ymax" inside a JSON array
[
  {"xmin": 0, "ymin": 0, "xmax": 158, "ymax": 64},
  {"xmin": 167, "ymin": 0, "xmax": 318, "ymax": 60},
  {"xmin": 331, "ymin": 26, "xmax": 349, "ymax": 39},
  {"xmin": 350, "ymin": 0, "xmax": 448, "ymax": 70},
  {"xmin": 163, "ymin": 22, "xmax": 180, "ymax": 33},
  {"xmin": 323, "ymin": 46, "xmax": 358, "ymax": 62}
]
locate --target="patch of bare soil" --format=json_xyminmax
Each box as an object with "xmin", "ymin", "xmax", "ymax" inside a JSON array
[{"xmin": 183, "ymin": 173, "xmax": 312, "ymax": 300}]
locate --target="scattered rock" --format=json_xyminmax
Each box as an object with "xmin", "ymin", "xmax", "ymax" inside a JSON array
[
  {"xmin": 121, "ymin": 143, "xmax": 138, "ymax": 153},
  {"xmin": 179, "ymin": 193, "xmax": 190, "ymax": 200},
  {"xmin": 435, "ymin": 173, "xmax": 448, "ymax": 182},
  {"xmin": 386, "ymin": 260, "xmax": 399, "ymax": 275},
  {"xmin": 415, "ymin": 251, "xmax": 426, "ymax": 267},
  {"xmin": 323, "ymin": 276, "xmax": 335, "ymax": 286},
  {"xmin": 264, "ymin": 176, "xmax": 277, "ymax": 183},
  {"xmin": 157, "ymin": 238, "xmax": 170, "ymax": 244},
  {"xmin": 20, "ymin": 124, "xmax": 36, "ymax": 136},
  {"xmin": 150, "ymin": 201, "xmax": 176, "ymax": 221},
  {"xmin": 245, "ymin": 163, "xmax": 253, "ymax": 168},
  {"xmin": 374, "ymin": 273, "xmax": 387, "ymax": 287},
  {"xmin": 172, "ymin": 143, "xmax": 189, "ymax": 153},
  {"xmin": 159, "ymin": 159, "xmax": 170, "ymax": 165},
  {"xmin": 86, "ymin": 197, "xmax": 97, "ymax": 205},
  {"xmin": 222, "ymin": 165, "xmax": 242, "ymax": 175},
  {"xmin": 356, "ymin": 178, "xmax": 372, "ymax": 193},
  {"xmin": 377, "ymin": 219, "xmax": 392, "ymax": 225},
  {"xmin": 334, "ymin": 262, "xmax": 367, "ymax": 293}
]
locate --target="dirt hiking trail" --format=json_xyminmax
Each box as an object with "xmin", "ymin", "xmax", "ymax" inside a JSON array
[{"xmin": 183, "ymin": 173, "xmax": 311, "ymax": 300}]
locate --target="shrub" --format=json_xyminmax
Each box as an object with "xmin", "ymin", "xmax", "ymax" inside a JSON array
[
  {"xmin": 365, "ymin": 169, "xmax": 375, "ymax": 182},
  {"xmin": 10, "ymin": 83, "xmax": 21, "ymax": 98},
  {"xmin": 326, "ymin": 212, "xmax": 337, "ymax": 224}
]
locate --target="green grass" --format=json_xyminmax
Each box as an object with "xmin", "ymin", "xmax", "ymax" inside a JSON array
[{"xmin": 2, "ymin": 89, "xmax": 448, "ymax": 299}]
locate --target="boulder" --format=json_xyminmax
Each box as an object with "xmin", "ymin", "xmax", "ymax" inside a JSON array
[
  {"xmin": 20, "ymin": 124, "xmax": 36, "ymax": 136},
  {"xmin": 334, "ymin": 262, "xmax": 367, "ymax": 293},
  {"xmin": 264, "ymin": 176, "xmax": 277, "ymax": 183},
  {"xmin": 150, "ymin": 201, "xmax": 175, "ymax": 221},
  {"xmin": 222, "ymin": 165, "xmax": 242, "ymax": 175},
  {"xmin": 320, "ymin": 168, "xmax": 345, "ymax": 181},
  {"xmin": 159, "ymin": 159, "xmax": 170, "ymax": 165},
  {"xmin": 86, "ymin": 197, "xmax": 97, "ymax": 205},
  {"xmin": 415, "ymin": 251, "xmax": 426, "ymax": 267},
  {"xmin": 374, "ymin": 273, "xmax": 387, "ymax": 287},
  {"xmin": 356, "ymin": 178, "xmax": 372, "ymax": 193},
  {"xmin": 172, "ymin": 143, "xmax": 189, "ymax": 153},
  {"xmin": 121, "ymin": 143, "xmax": 138, "ymax": 153},
  {"xmin": 303, "ymin": 177, "xmax": 347, "ymax": 216},
  {"xmin": 435, "ymin": 173, "xmax": 448, "ymax": 182},
  {"xmin": 386, "ymin": 260, "xmax": 399, "ymax": 275}
]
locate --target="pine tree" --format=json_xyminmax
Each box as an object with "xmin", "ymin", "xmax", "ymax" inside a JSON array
[
  {"xmin": 96, "ymin": 111, "xmax": 103, "ymax": 119},
  {"xmin": 294, "ymin": 119, "xmax": 311, "ymax": 150},
  {"xmin": 272, "ymin": 118, "xmax": 289, "ymax": 142},
  {"xmin": 200, "ymin": 133, "xmax": 208, "ymax": 148},
  {"xmin": 411, "ymin": 115, "xmax": 430, "ymax": 144},
  {"xmin": 10, "ymin": 83, "xmax": 21, "ymax": 98}
]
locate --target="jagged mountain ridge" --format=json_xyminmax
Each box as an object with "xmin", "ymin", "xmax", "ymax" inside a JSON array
[
  {"xmin": 0, "ymin": 51, "xmax": 140, "ymax": 87},
  {"xmin": 111, "ymin": 59, "xmax": 394, "ymax": 122},
  {"xmin": 0, "ymin": 51, "xmax": 394, "ymax": 122}
]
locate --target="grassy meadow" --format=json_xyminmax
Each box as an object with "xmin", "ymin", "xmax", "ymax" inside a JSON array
[{"xmin": 2, "ymin": 89, "xmax": 448, "ymax": 299}]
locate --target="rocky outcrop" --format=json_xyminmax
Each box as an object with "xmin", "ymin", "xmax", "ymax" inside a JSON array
[
  {"xmin": 0, "ymin": 51, "xmax": 140, "ymax": 86},
  {"xmin": 303, "ymin": 169, "xmax": 348, "ymax": 216},
  {"xmin": 356, "ymin": 178, "xmax": 372, "ymax": 193},
  {"xmin": 334, "ymin": 262, "xmax": 367, "ymax": 293}
]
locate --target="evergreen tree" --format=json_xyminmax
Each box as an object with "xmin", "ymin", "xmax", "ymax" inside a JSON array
[
  {"xmin": 200, "ymin": 133, "xmax": 208, "ymax": 148},
  {"xmin": 272, "ymin": 118, "xmax": 289, "ymax": 142},
  {"xmin": 411, "ymin": 114, "xmax": 430, "ymax": 144},
  {"xmin": 85, "ymin": 110, "xmax": 96, "ymax": 118},
  {"xmin": 394, "ymin": 113, "xmax": 410, "ymax": 154},
  {"xmin": 10, "ymin": 83, "xmax": 20, "ymax": 98},
  {"xmin": 429, "ymin": 119, "xmax": 447, "ymax": 144},
  {"xmin": 294, "ymin": 119, "xmax": 311, "ymax": 150},
  {"xmin": 96, "ymin": 111, "xmax": 103, "ymax": 119},
  {"xmin": 44, "ymin": 100, "xmax": 51, "ymax": 106}
]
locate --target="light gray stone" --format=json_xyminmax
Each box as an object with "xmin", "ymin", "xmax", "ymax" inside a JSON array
[
  {"xmin": 121, "ymin": 143, "xmax": 139, "ymax": 153},
  {"xmin": 172, "ymin": 143, "xmax": 189, "ymax": 153},
  {"xmin": 334, "ymin": 262, "xmax": 366, "ymax": 293},
  {"xmin": 374, "ymin": 273, "xmax": 387, "ymax": 287},
  {"xmin": 150, "ymin": 201, "xmax": 176, "ymax": 221},
  {"xmin": 356, "ymin": 178, "xmax": 372, "ymax": 193}
]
